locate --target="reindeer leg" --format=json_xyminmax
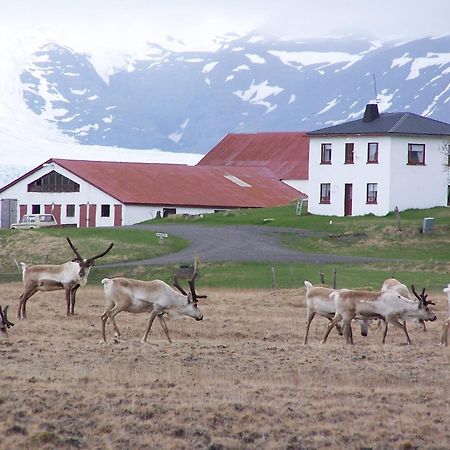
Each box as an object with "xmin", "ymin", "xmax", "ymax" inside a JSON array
[
  {"xmin": 441, "ymin": 320, "xmax": 450, "ymax": 346},
  {"xmin": 70, "ymin": 285, "xmax": 80, "ymax": 315},
  {"xmin": 65, "ymin": 288, "xmax": 71, "ymax": 316},
  {"xmin": 390, "ymin": 319, "xmax": 411, "ymax": 345},
  {"xmin": 321, "ymin": 313, "xmax": 342, "ymax": 344},
  {"xmin": 381, "ymin": 319, "xmax": 389, "ymax": 344},
  {"xmin": 141, "ymin": 310, "xmax": 159, "ymax": 343},
  {"xmin": 103, "ymin": 306, "xmax": 125, "ymax": 342},
  {"xmin": 158, "ymin": 316, "xmax": 172, "ymax": 343},
  {"xmin": 304, "ymin": 311, "xmax": 315, "ymax": 344},
  {"xmin": 17, "ymin": 288, "xmax": 38, "ymax": 319}
]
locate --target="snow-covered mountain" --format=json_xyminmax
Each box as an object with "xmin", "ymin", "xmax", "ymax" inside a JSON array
[
  {"xmin": 1, "ymin": 32, "xmax": 450, "ymax": 186},
  {"xmin": 17, "ymin": 33, "xmax": 450, "ymax": 154}
]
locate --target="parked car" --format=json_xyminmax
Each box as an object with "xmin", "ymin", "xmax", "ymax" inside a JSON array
[{"xmin": 10, "ymin": 214, "xmax": 58, "ymax": 229}]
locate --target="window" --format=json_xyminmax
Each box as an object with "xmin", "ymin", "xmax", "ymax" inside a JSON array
[
  {"xmin": 448, "ymin": 185, "xmax": 450, "ymax": 206},
  {"xmin": 31, "ymin": 204, "xmax": 40, "ymax": 214},
  {"xmin": 367, "ymin": 183, "xmax": 378, "ymax": 204},
  {"xmin": 367, "ymin": 143, "xmax": 378, "ymax": 163},
  {"xmin": 66, "ymin": 204, "xmax": 75, "ymax": 217},
  {"xmin": 101, "ymin": 204, "xmax": 110, "ymax": 217},
  {"xmin": 321, "ymin": 143, "xmax": 332, "ymax": 164},
  {"xmin": 320, "ymin": 183, "xmax": 331, "ymax": 204},
  {"xmin": 408, "ymin": 143, "xmax": 425, "ymax": 165},
  {"xmin": 345, "ymin": 143, "xmax": 354, "ymax": 164},
  {"xmin": 28, "ymin": 170, "xmax": 80, "ymax": 192}
]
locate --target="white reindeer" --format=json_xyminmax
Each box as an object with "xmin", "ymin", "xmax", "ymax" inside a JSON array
[
  {"xmin": 100, "ymin": 276, "xmax": 205, "ymax": 343},
  {"xmin": 381, "ymin": 278, "xmax": 426, "ymax": 331},
  {"xmin": 0, "ymin": 306, "xmax": 14, "ymax": 338},
  {"xmin": 17, "ymin": 238, "xmax": 113, "ymax": 319},
  {"xmin": 303, "ymin": 281, "xmax": 370, "ymax": 344},
  {"xmin": 440, "ymin": 284, "xmax": 450, "ymax": 346},
  {"xmin": 322, "ymin": 285, "xmax": 437, "ymax": 345}
]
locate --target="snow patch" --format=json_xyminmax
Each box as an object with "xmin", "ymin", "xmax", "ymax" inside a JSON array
[
  {"xmin": 245, "ymin": 54, "xmax": 266, "ymax": 64},
  {"xmin": 233, "ymin": 79, "xmax": 283, "ymax": 112},
  {"xmin": 202, "ymin": 61, "xmax": 218, "ymax": 73}
]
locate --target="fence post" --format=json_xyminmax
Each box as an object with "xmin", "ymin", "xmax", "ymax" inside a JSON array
[
  {"xmin": 271, "ymin": 267, "xmax": 276, "ymax": 289},
  {"xmin": 333, "ymin": 268, "xmax": 337, "ymax": 289},
  {"xmin": 290, "ymin": 267, "xmax": 294, "ymax": 288},
  {"xmin": 319, "ymin": 271, "xmax": 325, "ymax": 285}
]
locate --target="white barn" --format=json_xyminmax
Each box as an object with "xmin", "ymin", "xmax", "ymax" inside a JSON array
[
  {"xmin": 0, "ymin": 158, "xmax": 301, "ymax": 228},
  {"xmin": 307, "ymin": 104, "xmax": 450, "ymax": 216}
]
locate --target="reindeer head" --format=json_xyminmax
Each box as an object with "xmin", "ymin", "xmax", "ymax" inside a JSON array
[
  {"xmin": 0, "ymin": 305, "xmax": 14, "ymax": 337},
  {"xmin": 411, "ymin": 285, "xmax": 437, "ymax": 321},
  {"xmin": 67, "ymin": 237, "xmax": 114, "ymax": 278},
  {"xmin": 173, "ymin": 271, "xmax": 205, "ymax": 321}
]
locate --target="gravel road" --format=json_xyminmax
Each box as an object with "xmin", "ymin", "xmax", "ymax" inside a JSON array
[{"xmin": 102, "ymin": 224, "xmax": 387, "ymax": 267}]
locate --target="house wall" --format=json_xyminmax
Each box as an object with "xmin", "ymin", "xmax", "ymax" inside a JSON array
[
  {"xmin": 308, "ymin": 134, "xmax": 450, "ymax": 216},
  {"xmin": 388, "ymin": 136, "xmax": 448, "ymax": 211},
  {"xmin": 124, "ymin": 205, "xmax": 229, "ymax": 224}
]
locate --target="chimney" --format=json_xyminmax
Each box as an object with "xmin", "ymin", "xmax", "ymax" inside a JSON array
[{"xmin": 363, "ymin": 103, "xmax": 380, "ymax": 122}]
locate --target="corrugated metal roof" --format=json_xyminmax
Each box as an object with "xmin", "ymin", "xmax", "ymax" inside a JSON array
[
  {"xmin": 46, "ymin": 159, "xmax": 304, "ymax": 208},
  {"xmin": 308, "ymin": 111, "xmax": 450, "ymax": 136},
  {"xmin": 197, "ymin": 132, "xmax": 309, "ymax": 180}
]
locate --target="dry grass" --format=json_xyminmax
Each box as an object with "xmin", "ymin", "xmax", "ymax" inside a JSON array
[{"xmin": 1, "ymin": 284, "xmax": 450, "ymax": 450}]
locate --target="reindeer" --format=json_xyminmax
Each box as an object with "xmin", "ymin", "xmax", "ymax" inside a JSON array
[
  {"xmin": 100, "ymin": 271, "xmax": 206, "ymax": 343},
  {"xmin": 440, "ymin": 284, "xmax": 450, "ymax": 346},
  {"xmin": 381, "ymin": 277, "xmax": 426, "ymax": 331},
  {"xmin": 322, "ymin": 285, "xmax": 437, "ymax": 345},
  {"xmin": 303, "ymin": 281, "xmax": 370, "ymax": 344},
  {"xmin": 17, "ymin": 237, "xmax": 113, "ymax": 319},
  {"xmin": 0, "ymin": 306, "xmax": 14, "ymax": 338}
]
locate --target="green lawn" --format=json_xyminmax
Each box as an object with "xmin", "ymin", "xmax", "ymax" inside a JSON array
[{"xmin": 2, "ymin": 205, "xmax": 450, "ymax": 290}]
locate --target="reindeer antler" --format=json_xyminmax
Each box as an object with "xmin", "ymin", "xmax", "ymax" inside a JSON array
[
  {"xmin": 0, "ymin": 305, "xmax": 14, "ymax": 329},
  {"xmin": 411, "ymin": 284, "xmax": 435, "ymax": 306},
  {"xmin": 67, "ymin": 237, "xmax": 83, "ymax": 261},
  {"xmin": 88, "ymin": 243, "xmax": 114, "ymax": 262},
  {"xmin": 188, "ymin": 274, "xmax": 207, "ymax": 301}
]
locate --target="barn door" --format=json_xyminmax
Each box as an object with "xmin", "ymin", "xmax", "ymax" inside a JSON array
[
  {"xmin": 114, "ymin": 204, "xmax": 122, "ymax": 226},
  {"xmin": 79, "ymin": 204, "xmax": 87, "ymax": 228}
]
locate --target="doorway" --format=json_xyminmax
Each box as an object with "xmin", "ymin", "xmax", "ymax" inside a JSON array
[{"xmin": 344, "ymin": 184, "xmax": 353, "ymax": 216}]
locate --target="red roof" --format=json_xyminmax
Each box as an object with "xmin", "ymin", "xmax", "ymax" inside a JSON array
[
  {"xmin": 197, "ymin": 132, "xmax": 309, "ymax": 180},
  {"xmin": 30, "ymin": 159, "xmax": 303, "ymax": 208}
]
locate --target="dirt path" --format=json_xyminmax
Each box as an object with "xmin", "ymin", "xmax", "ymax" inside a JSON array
[{"xmin": 107, "ymin": 224, "xmax": 387, "ymax": 266}]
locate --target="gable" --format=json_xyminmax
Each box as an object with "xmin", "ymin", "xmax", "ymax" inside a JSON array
[{"xmin": 27, "ymin": 170, "xmax": 80, "ymax": 192}]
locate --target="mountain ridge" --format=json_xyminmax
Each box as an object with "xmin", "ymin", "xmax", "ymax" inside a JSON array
[{"xmin": 13, "ymin": 33, "xmax": 450, "ymax": 155}]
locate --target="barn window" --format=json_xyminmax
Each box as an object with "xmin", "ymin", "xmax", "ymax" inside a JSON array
[
  {"xmin": 367, "ymin": 143, "xmax": 378, "ymax": 163},
  {"xmin": 408, "ymin": 143, "xmax": 425, "ymax": 165},
  {"xmin": 28, "ymin": 171, "xmax": 80, "ymax": 192},
  {"xmin": 101, "ymin": 205, "xmax": 110, "ymax": 217},
  {"xmin": 32, "ymin": 204, "xmax": 40, "ymax": 214},
  {"xmin": 66, "ymin": 204, "xmax": 75, "ymax": 217}
]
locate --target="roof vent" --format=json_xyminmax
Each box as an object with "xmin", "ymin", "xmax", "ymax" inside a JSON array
[{"xmin": 363, "ymin": 103, "xmax": 380, "ymax": 122}]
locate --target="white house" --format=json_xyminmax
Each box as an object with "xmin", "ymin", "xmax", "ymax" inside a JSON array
[
  {"xmin": 0, "ymin": 158, "xmax": 302, "ymax": 228},
  {"xmin": 307, "ymin": 104, "xmax": 450, "ymax": 216}
]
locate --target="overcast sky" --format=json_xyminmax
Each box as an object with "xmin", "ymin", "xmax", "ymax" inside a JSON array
[{"xmin": 2, "ymin": 0, "xmax": 449, "ymax": 52}]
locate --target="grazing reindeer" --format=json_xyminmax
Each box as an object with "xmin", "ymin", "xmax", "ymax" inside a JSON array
[
  {"xmin": 0, "ymin": 306, "xmax": 14, "ymax": 338},
  {"xmin": 303, "ymin": 281, "xmax": 370, "ymax": 344},
  {"xmin": 101, "ymin": 272, "xmax": 205, "ymax": 343},
  {"xmin": 18, "ymin": 237, "xmax": 113, "ymax": 319},
  {"xmin": 440, "ymin": 284, "xmax": 450, "ymax": 346},
  {"xmin": 322, "ymin": 285, "xmax": 437, "ymax": 345},
  {"xmin": 381, "ymin": 278, "xmax": 426, "ymax": 331}
]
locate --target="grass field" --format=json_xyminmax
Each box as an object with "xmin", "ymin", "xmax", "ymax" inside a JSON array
[{"xmin": 1, "ymin": 284, "xmax": 449, "ymax": 450}]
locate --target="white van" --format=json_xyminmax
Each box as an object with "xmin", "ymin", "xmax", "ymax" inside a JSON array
[{"xmin": 11, "ymin": 214, "xmax": 58, "ymax": 229}]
